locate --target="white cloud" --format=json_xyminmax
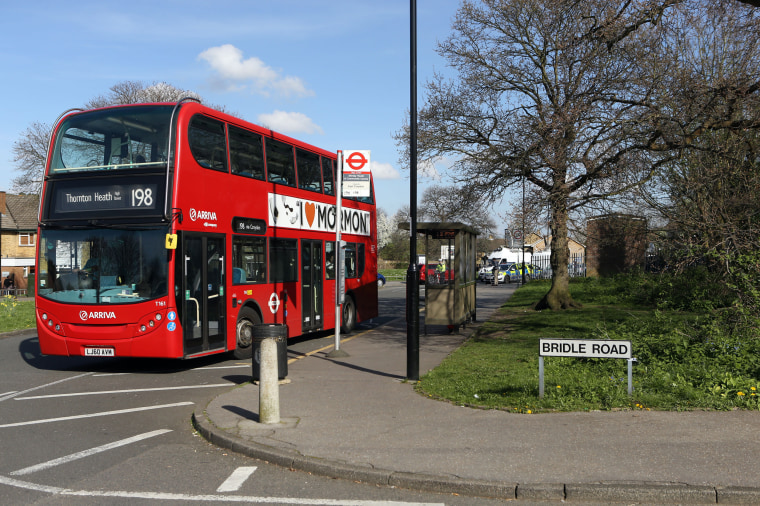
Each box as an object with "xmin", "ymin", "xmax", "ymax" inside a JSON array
[
  {"xmin": 198, "ymin": 44, "xmax": 313, "ymax": 97},
  {"xmin": 370, "ymin": 161, "xmax": 401, "ymax": 180},
  {"xmin": 257, "ymin": 110, "xmax": 324, "ymax": 135}
]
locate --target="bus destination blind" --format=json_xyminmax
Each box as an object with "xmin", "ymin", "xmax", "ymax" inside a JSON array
[{"xmin": 52, "ymin": 181, "xmax": 160, "ymax": 214}]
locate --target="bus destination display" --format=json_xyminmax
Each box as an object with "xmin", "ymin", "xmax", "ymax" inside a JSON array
[{"xmin": 51, "ymin": 180, "xmax": 161, "ymax": 215}]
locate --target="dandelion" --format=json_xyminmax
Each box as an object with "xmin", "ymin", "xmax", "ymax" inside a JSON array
[
  {"xmin": 738, "ymin": 392, "xmax": 746, "ymax": 396},
  {"xmin": 556, "ymin": 385, "xmax": 561, "ymax": 389},
  {"xmin": 527, "ymin": 410, "xmax": 532, "ymax": 414},
  {"xmin": 752, "ymin": 387, "xmax": 757, "ymax": 391}
]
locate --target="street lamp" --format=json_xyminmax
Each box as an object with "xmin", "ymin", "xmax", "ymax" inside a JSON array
[
  {"xmin": 406, "ymin": 0, "xmax": 420, "ymax": 381},
  {"xmin": 522, "ymin": 175, "xmax": 526, "ymax": 284}
]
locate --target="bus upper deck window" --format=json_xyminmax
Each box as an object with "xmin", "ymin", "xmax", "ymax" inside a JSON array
[
  {"xmin": 188, "ymin": 115, "xmax": 228, "ymax": 173},
  {"xmin": 229, "ymin": 125, "xmax": 265, "ymax": 180},
  {"xmin": 296, "ymin": 149, "xmax": 322, "ymax": 193},
  {"xmin": 265, "ymin": 138, "xmax": 296, "ymax": 187}
]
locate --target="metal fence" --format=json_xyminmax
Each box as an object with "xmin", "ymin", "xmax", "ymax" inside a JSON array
[{"xmin": 531, "ymin": 252, "xmax": 586, "ymax": 279}]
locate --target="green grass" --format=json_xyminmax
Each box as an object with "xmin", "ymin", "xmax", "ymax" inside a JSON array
[
  {"xmin": 379, "ymin": 268, "xmax": 407, "ymax": 281},
  {"xmin": 0, "ymin": 297, "xmax": 36, "ymax": 333},
  {"xmin": 417, "ymin": 278, "xmax": 760, "ymax": 412}
]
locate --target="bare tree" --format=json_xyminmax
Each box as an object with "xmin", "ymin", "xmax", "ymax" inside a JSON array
[
  {"xmin": 399, "ymin": 0, "xmax": 691, "ymax": 309},
  {"xmin": 85, "ymin": 80, "xmax": 202, "ymax": 109},
  {"xmin": 418, "ymin": 184, "xmax": 497, "ymax": 235},
  {"xmin": 10, "ymin": 121, "xmax": 50, "ymax": 193}
]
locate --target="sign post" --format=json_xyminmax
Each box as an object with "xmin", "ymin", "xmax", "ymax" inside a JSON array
[
  {"xmin": 538, "ymin": 339, "xmax": 634, "ymax": 397},
  {"xmin": 328, "ymin": 151, "xmax": 348, "ymax": 358},
  {"xmin": 328, "ymin": 150, "xmax": 370, "ymax": 359}
]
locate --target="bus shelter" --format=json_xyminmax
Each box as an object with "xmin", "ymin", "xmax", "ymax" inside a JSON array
[{"xmin": 411, "ymin": 222, "xmax": 479, "ymax": 333}]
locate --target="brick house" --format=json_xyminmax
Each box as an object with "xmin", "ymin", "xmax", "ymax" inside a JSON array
[
  {"xmin": 0, "ymin": 191, "xmax": 39, "ymax": 291},
  {"xmin": 585, "ymin": 214, "xmax": 647, "ymax": 277}
]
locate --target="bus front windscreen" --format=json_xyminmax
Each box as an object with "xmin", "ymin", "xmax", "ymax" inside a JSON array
[
  {"xmin": 37, "ymin": 228, "xmax": 169, "ymax": 304},
  {"xmin": 50, "ymin": 105, "xmax": 174, "ymax": 174}
]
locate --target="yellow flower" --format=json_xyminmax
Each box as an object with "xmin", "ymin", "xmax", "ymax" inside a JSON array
[
  {"xmin": 751, "ymin": 387, "xmax": 757, "ymax": 391},
  {"xmin": 556, "ymin": 385, "xmax": 561, "ymax": 389},
  {"xmin": 738, "ymin": 392, "xmax": 746, "ymax": 396},
  {"xmin": 527, "ymin": 410, "xmax": 532, "ymax": 414}
]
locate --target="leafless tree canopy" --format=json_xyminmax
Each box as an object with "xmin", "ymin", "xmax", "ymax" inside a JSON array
[
  {"xmin": 10, "ymin": 121, "xmax": 50, "ymax": 194},
  {"xmin": 418, "ymin": 184, "xmax": 497, "ymax": 234},
  {"xmin": 399, "ymin": 0, "xmax": 760, "ymax": 310}
]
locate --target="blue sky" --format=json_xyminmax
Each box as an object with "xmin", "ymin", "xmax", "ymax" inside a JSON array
[{"xmin": 0, "ymin": 0, "xmax": 476, "ymax": 218}]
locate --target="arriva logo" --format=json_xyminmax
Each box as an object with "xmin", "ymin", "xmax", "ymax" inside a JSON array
[
  {"xmin": 80, "ymin": 311, "xmax": 116, "ymax": 321},
  {"xmin": 189, "ymin": 208, "xmax": 217, "ymax": 221}
]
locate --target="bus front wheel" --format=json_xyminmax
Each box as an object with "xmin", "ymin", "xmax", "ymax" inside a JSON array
[
  {"xmin": 341, "ymin": 295, "xmax": 356, "ymax": 334},
  {"xmin": 234, "ymin": 307, "xmax": 261, "ymax": 359}
]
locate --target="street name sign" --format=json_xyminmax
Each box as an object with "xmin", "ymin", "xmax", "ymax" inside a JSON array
[{"xmin": 540, "ymin": 338, "xmax": 631, "ymax": 359}]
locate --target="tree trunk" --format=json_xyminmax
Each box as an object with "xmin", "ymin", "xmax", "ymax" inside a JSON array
[{"xmin": 535, "ymin": 188, "xmax": 582, "ymax": 310}]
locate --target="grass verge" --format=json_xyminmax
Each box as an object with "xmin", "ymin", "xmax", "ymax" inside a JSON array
[
  {"xmin": 0, "ymin": 296, "xmax": 36, "ymax": 334},
  {"xmin": 417, "ymin": 278, "xmax": 760, "ymax": 412}
]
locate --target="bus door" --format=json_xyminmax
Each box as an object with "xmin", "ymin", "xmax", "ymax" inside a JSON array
[
  {"xmin": 180, "ymin": 233, "xmax": 226, "ymax": 356},
  {"xmin": 301, "ymin": 240, "xmax": 323, "ymax": 333}
]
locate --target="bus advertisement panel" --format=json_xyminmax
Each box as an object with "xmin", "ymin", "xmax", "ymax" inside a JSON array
[{"xmin": 36, "ymin": 101, "xmax": 377, "ymax": 359}]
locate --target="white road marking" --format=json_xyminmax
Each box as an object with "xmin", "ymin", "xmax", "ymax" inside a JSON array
[
  {"xmin": 195, "ymin": 364, "xmax": 250, "ymax": 370},
  {"xmin": 92, "ymin": 364, "xmax": 249, "ymax": 377},
  {"xmin": 0, "ymin": 373, "xmax": 93, "ymax": 402},
  {"xmin": 11, "ymin": 429, "xmax": 173, "ymax": 475},
  {"xmin": 0, "ymin": 391, "xmax": 17, "ymax": 397},
  {"xmin": 0, "ymin": 475, "xmax": 443, "ymax": 505},
  {"xmin": 15, "ymin": 384, "xmax": 232, "ymax": 400},
  {"xmin": 0, "ymin": 402, "xmax": 193, "ymax": 428},
  {"xmin": 216, "ymin": 466, "xmax": 257, "ymax": 492}
]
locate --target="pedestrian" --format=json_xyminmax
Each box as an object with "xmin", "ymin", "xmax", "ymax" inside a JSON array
[{"xmin": 3, "ymin": 273, "xmax": 15, "ymax": 295}]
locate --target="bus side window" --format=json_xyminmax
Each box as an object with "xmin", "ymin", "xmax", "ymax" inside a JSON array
[
  {"xmin": 270, "ymin": 238, "xmax": 298, "ymax": 282},
  {"xmin": 357, "ymin": 243, "xmax": 365, "ymax": 278},
  {"xmin": 296, "ymin": 149, "xmax": 322, "ymax": 193},
  {"xmin": 265, "ymin": 138, "xmax": 296, "ymax": 187},
  {"xmin": 229, "ymin": 126, "xmax": 265, "ymax": 180},
  {"xmin": 188, "ymin": 115, "xmax": 228, "ymax": 172},
  {"xmin": 344, "ymin": 243, "xmax": 357, "ymax": 279},
  {"xmin": 232, "ymin": 236, "xmax": 266, "ymax": 283},
  {"xmin": 322, "ymin": 157, "xmax": 335, "ymax": 196},
  {"xmin": 325, "ymin": 241, "xmax": 335, "ymax": 279}
]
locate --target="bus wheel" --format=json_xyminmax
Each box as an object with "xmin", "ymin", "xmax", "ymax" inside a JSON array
[
  {"xmin": 341, "ymin": 295, "xmax": 356, "ymax": 334},
  {"xmin": 234, "ymin": 307, "xmax": 261, "ymax": 359}
]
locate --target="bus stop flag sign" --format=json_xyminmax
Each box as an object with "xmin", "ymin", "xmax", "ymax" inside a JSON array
[{"xmin": 343, "ymin": 150, "xmax": 371, "ymax": 198}]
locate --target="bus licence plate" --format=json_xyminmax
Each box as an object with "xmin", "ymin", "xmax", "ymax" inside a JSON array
[{"xmin": 84, "ymin": 347, "xmax": 115, "ymax": 357}]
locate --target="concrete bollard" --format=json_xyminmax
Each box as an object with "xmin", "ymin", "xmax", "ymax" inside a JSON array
[
  {"xmin": 252, "ymin": 323, "xmax": 287, "ymax": 425},
  {"xmin": 258, "ymin": 336, "xmax": 280, "ymax": 424}
]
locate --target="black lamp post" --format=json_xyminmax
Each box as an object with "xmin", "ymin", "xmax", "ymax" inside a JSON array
[{"xmin": 406, "ymin": 0, "xmax": 420, "ymax": 381}]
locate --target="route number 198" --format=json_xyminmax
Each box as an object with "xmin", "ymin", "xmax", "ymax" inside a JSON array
[{"xmin": 131, "ymin": 188, "xmax": 154, "ymax": 207}]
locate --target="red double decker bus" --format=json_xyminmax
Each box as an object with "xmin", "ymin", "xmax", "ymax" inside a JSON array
[{"xmin": 35, "ymin": 100, "xmax": 377, "ymax": 359}]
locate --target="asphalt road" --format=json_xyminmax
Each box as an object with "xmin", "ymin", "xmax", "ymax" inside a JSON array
[{"xmin": 0, "ymin": 282, "xmax": 513, "ymax": 505}]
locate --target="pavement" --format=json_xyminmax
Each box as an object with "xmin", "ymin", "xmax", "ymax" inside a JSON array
[{"xmin": 192, "ymin": 282, "xmax": 760, "ymax": 504}]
